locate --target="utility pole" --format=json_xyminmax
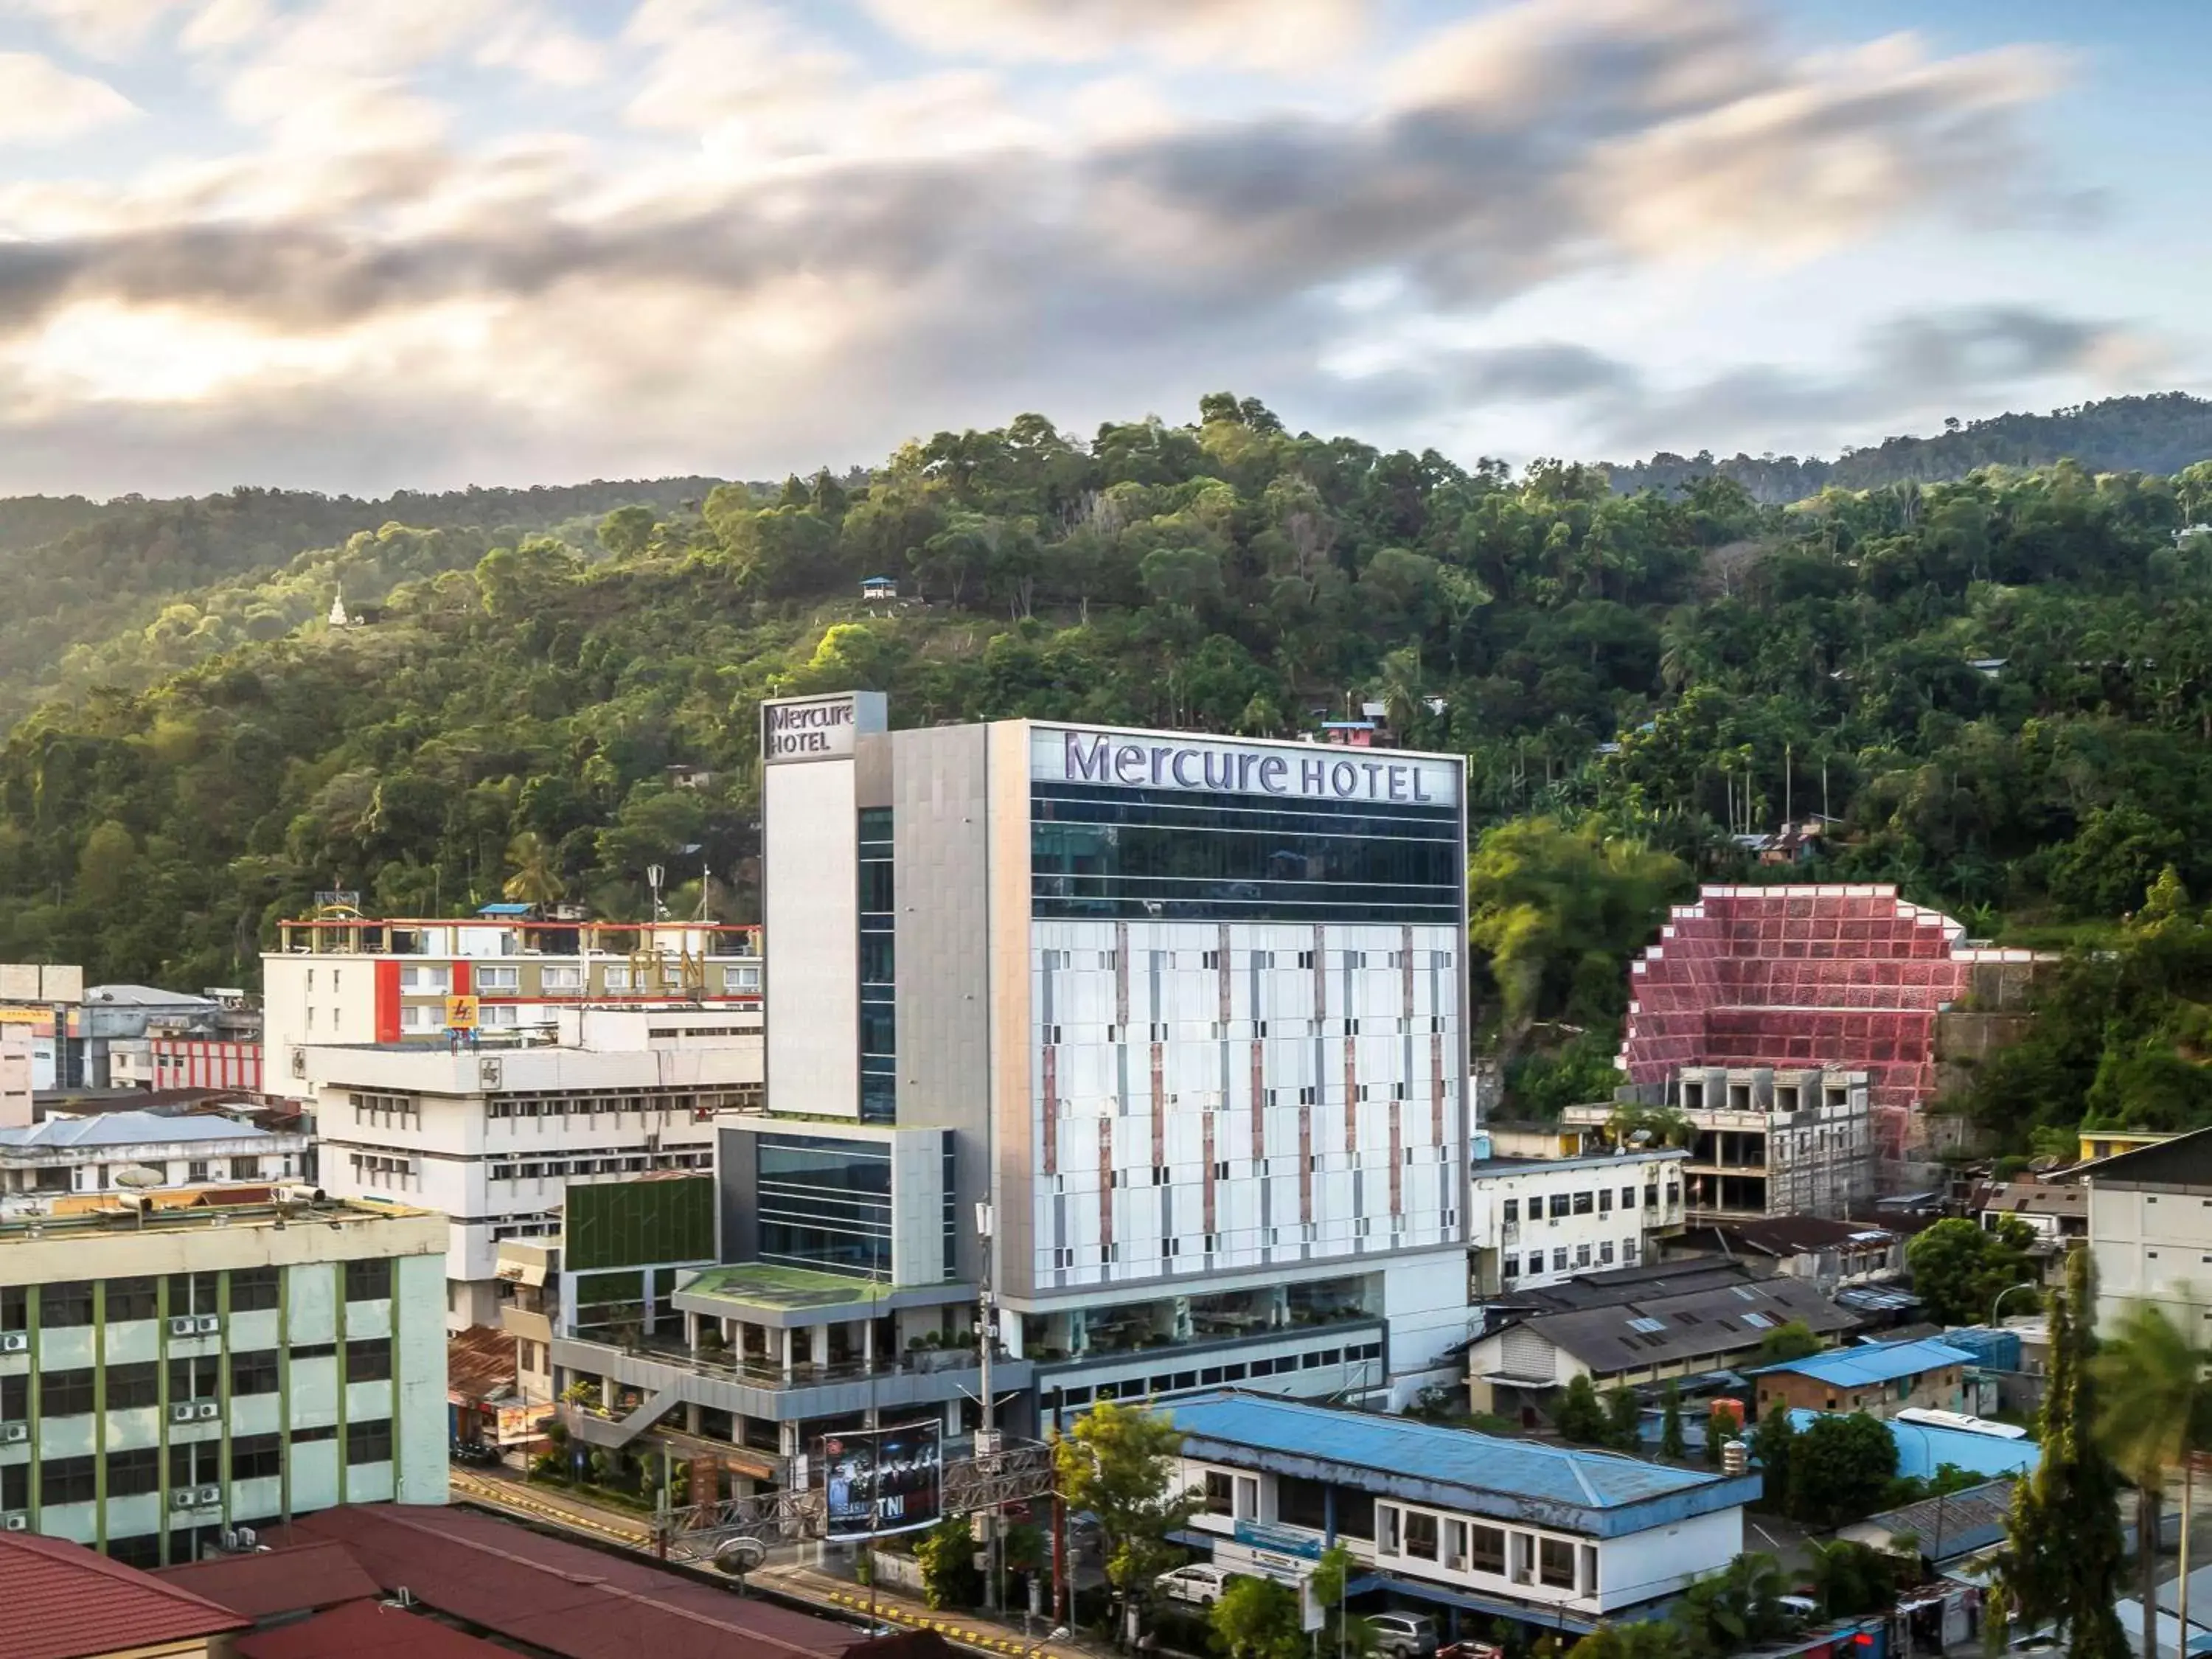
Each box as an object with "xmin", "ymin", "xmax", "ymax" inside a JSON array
[{"xmin": 977, "ymin": 1202, "xmax": 1002, "ymax": 1615}]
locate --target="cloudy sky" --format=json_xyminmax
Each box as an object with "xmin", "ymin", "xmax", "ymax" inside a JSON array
[{"xmin": 0, "ymin": 0, "xmax": 2202, "ymax": 496}]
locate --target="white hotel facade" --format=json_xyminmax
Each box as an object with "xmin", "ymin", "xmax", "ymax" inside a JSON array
[{"xmin": 724, "ymin": 693, "xmax": 1473, "ymax": 1421}]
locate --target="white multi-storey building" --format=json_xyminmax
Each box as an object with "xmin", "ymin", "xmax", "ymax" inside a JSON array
[
  {"xmin": 306, "ymin": 1008, "xmax": 759, "ymax": 1329},
  {"xmin": 714, "ymin": 695, "xmax": 1472, "ymax": 1427},
  {"xmin": 1467, "ymin": 1147, "xmax": 1687, "ymax": 1297},
  {"xmin": 261, "ymin": 908, "xmax": 764, "ymax": 1103}
]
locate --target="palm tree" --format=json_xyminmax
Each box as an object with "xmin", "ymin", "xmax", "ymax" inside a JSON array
[
  {"xmin": 1673, "ymin": 1551, "xmax": 1787, "ymax": 1658},
  {"xmin": 2093, "ymin": 1298, "xmax": 2208, "ymax": 1659},
  {"xmin": 502, "ymin": 831, "xmax": 566, "ymax": 905}
]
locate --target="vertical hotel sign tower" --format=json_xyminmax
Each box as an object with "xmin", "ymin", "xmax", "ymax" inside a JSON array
[{"xmin": 760, "ymin": 692, "xmax": 889, "ymax": 1121}]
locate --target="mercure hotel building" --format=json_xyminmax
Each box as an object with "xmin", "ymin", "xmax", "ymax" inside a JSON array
[{"xmin": 726, "ymin": 694, "xmax": 1473, "ymax": 1422}]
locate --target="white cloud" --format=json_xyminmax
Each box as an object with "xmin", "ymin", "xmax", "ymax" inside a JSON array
[
  {"xmin": 476, "ymin": 18, "xmax": 605, "ymax": 87},
  {"xmin": 0, "ymin": 51, "xmax": 136, "ymax": 142},
  {"xmin": 0, "ymin": 0, "xmax": 2122, "ymax": 495},
  {"xmin": 178, "ymin": 0, "xmax": 268, "ymax": 52},
  {"xmin": 2, "ymin": 0, "xmax": 188, "ymax": 58},
  {"xmin": 860, "ymin": 0, "xmax": 1368, "ymax": 73}
]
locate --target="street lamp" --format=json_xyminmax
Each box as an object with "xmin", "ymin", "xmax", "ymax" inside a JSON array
[{"xmin": 1991, "ymin": 1280, "xmax": 2037, "ymax": 1329}]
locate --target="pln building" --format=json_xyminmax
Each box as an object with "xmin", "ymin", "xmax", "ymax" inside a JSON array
[{"xmin": 728, "ymin": 692, "xmax": 1472, "ymax": 1424}]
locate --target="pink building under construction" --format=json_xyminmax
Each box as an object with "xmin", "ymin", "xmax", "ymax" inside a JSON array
[{"xmin": 1618, "ymin": 884, "xmax": 2040, "ymax": 1171}]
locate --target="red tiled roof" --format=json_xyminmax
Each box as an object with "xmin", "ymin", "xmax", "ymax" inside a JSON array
[
  {"xmin": 152, "ymin": 1540, "xmax": 383, "ymax": 1619},
  {"xmin": 446, "ymin": 1324, "xmax": 517, "ymax": 1402},
  {"xmin": 0, "ymin": 1530, "xmax": 248, "ymax": 1659},
  {"xmin": 277, "ymin": 1505, "xmax": 863, "ymax": 1659},
  {"xmin": 237, "ymin": 1599, "xmax": 509, "ymax": 1659}
]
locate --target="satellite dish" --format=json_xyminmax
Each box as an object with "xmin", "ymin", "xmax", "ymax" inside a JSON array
[
  {"xmin": 712, "ymin": 1537, "xmax": 767, "ymax": 1576},
  {"xmin": 112, "ymin": 1166, "xmax": 166, "ymax": 1189}
]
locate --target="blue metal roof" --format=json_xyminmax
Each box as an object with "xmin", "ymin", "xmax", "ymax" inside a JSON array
[
  {"xmin": 1750, "ymin": 1336, "xmax": 1975, "ymax": 1388},
  {"xmin": 1785, "ymin": 1410, "xmax": 2040, "ymax": 1481},
  {"xmin": 1163, "ymin": 1391, "xmax": 1759, "ymax": 1539},
  {"xmin": 476, "ymin": 902, "xmax": 535, "ymax": 916}
]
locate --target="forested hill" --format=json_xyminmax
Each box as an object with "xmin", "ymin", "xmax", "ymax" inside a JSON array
[
  {"xmin": 1605, "ymin": 392, "xmax": 2212, "ymax": 503},
  {"xmin": 10, "ymin": 396, "xmax": 2212, "ymax": 1152},
  {"xmin": 0, "ymin": 477, "xmax": 726, "ymax": 721}
]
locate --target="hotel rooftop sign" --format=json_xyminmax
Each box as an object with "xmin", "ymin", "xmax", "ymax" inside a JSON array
[
  {"xmin": 1032, "ymin": 726, "xmax": 1460, "ymax": 808},
  {"xmin": 761, "ymin": 692, "xmax": 886, "ymax": 764}
]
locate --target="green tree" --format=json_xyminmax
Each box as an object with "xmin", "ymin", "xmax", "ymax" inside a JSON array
[
  {"xmin": 1466, "ymin": 816, "xmax": 1689, "ymax": 1051},
  {"xmin": 1658, "ymin": 1383, "xmax": 1687, "ymax": 1461},
  {"xmin": 2093, "ymin": 1298, "xmax": 2211, "ymax": 1659},
  {"xmin": 1210, "ymin": 1575, "xmax": 1304, "ymax": 1659},
  {"xmin": 1308, "ymin": 1545, "xmax": 1374, "ymax": 1658},
  {"xmin": 1054, "ymin": 1402, "xmax": 1198, "ymax": 1625},
  {"xmin": 1904, "ymin": 1217, "xmax": 2038, "ymax": 1327},
  {"xmin": 1554, "ymin": 1374, "xmax": 1609, "ymax": 1443},
  {"xmin": 1566, "ymin": 1622, "xmax": 1688, "ymax": 1659},
  {"xmin": 1672, "ymin": 1551, "xmax": 1787, "ymax": 1658},
  {"xmin": 915, "ymin": 1512, "xmax": 982, "ymax": 1609},
  {"xmin": 1786, "ymin": 1412, "xmax": 1896, "ymax": 1527},
  {"xmin": 598, "ymin": 504, "xmax": 656, "ymax": 557},
  {"xmin": 1798, "ymin": 1537, "xmax": 1900, "ymax": 1618},
  {"xmin": 1604, "ymin": 1384, "xmax": 1644, "ymax": 1451},
  {"xmin": 1750, "ymin": 1409, "xmax": 1796, "ymax": 1511},
  {"xmin": 1993, "ymin": 1246, "xmax": 2129, "ymax": 1658},
  {"xmin": 1753, "ymin": 1321, "xmax": 1823, "ymax": 1366},
  {"xmin": 501, "ymin": 830, "xmax": 566, "ymax": 905}
]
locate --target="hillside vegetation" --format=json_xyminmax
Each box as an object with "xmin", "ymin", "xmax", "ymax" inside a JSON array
[
  {"xmin": 1605, "ymin": 392, "xmax": 2212, "ymax": 504},
  {"xmin": 0, "ymin": 478, "xmax": 726, "ymax": 721},
  {"xmin": 7, "ymin": 393, "xmax": 2212, "ymax": 1150}
]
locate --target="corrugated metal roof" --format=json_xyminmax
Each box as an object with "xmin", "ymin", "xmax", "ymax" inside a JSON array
[
  {"xmin": 0, "ymin": 1530, "xmax": 248, "ymax": 1659},
  {"xmin": 1750, "ymin": 1336, "xmax": 1975, "ymax": 1387},
  {"xmin": 154, "ymin": 1539, "xmax": 382, "ymax": 1618},
  {"xmin": 237, "ymin": 1598, "xmax": 512, "ymax": 1659},
  {"xmin": 1500, "ymin": 1273, "xmax": 1861, "ymax": 1374},
  {"xmin": 0, "ymin": 1110, "xmax": 275, "ymax": 1150},
  {"xmin": 280, "ymin": 1503, "xmax": 863, "ymax": 1659},
  {"xmin": 1164, "ymin": 1391, "xmax": 1759, "ymax": 1538}
]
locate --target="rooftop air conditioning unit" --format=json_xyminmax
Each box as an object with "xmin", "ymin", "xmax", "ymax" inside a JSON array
[
  {"xmin": 170, "ymin": 1489, "xmax": 200, "ymax": 1511},
  {"xmin": 1, "ymin": 1513, "xmax": 26, "ymax": 1531},
  {"xmin": 170, "ymin": 1316, "xmax": 200, "ymax": 1337},
  {"xmin": 198, "ymin": 1485, "xmax": 222, "ymax": 1505},
  {"xmin": 0, "ymin": 1425, "xmax": 27, "ymax": 1445},
  {"xmin": 195, "ymin": 1315, "xmax": 220, "ymax": 1335},
  {"xmin": 198, "ymin": 1402, "xmax": 220, "ymax": 1420},
  {"xmin": 234, "ymin": 1526, "xmax": 258, "ymax": 1550},
  {"xmin": 0, "ymin": 1332, "xmax": 24, "ymax": 1353},
  {"xmin": 171, "ymin": 1402, "xmax": 198, "ymax": 1424}
]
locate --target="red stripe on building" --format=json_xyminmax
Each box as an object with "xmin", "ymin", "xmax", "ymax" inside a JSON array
[
  {"xmin": 1041, "ymin": 1046, "xmax": 1057, "ymax": 1176},
  {"xmin": 373, "ymin": 960, "xmax": 402, "ymax": 1044}
]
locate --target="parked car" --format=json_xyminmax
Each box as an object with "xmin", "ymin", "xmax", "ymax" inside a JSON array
[
  {"xmin": 1155, "ymin": 1564, "xmax": 1235, "ymax": 1607},
  {"xmin": 1368, "ymin": 1612, "xmax": 1439, "ymax": 1658}
]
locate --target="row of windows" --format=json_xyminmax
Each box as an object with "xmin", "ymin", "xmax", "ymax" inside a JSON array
[
  {"xmin": 1088, "ymin": 1147, "xmax": 1453, "ymax": 1189},
  {"xmin": 1045, "ymin": 1018, "xmax": 1451, "ymax": 1044},
  {"xmin": 859, "ymin": 807, "xmax": 896, "ymax": 1125},
  {"xmin": 1056, "ymin": 1082, "xmax": 1450, "ymax": 1120},
  {"xmin": 483, "ymin": 1093, "xmax": 719, "ymax": 1118},
  {"xmin": 1040, "ymin": 947, "xmax": 1455, "ymax": 972},
  {"xmin": 1046, "ymin": 1342, "xmax": 1385, "ymax": 1409},
  {"xmin": 19, "ymin": 1340, "xmax": 395, "ymax": 1419},
  {"xmin": 1499, "ymin": 1185, "xmax": 1680, "ymax": 1223},
  {"xmin": 1505, "ymin": 1239, "xmax": 1642, "ymax": 1277},
  {"xmin": 1046, "ymin": 1215, "xmax": 1455, "ymax": 1270},
  {"xmin": 38, "ymin": 1420, "xmax": 396, "ymax": 1505},
  {"xmin": 487, "ymin": 1150, "xmax": 709, "ymax": 1183}
]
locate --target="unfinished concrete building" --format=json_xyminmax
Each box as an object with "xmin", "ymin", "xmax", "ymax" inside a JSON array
[
  {"xmin": 1567, "ymin": 1064, "xmax": 1874, "ymax": 1222},
  {"xmin": 1615, "ymin": 885, "xmax": 2041, "ymax": 1186}
]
